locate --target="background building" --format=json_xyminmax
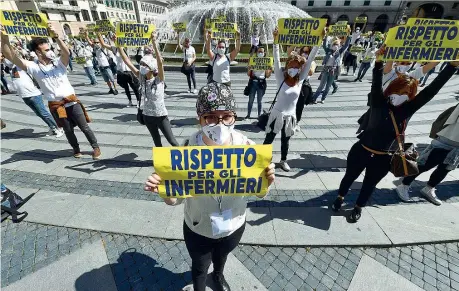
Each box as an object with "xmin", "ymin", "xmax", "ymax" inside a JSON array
[
  {"xmin": 104, "ymin": 0, "xmax": 137, "ymax": 22},
  {"xmin": 133, "ymin": 0, "xmax": 168, "ymax": 25}
]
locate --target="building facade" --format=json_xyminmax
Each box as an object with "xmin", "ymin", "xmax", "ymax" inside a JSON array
[
  {"xmin": 104, "ymin": 0, "xmax": 137, "ymax": 22},
  {"xmin": 133, "ymin": 0, "xmax": 168, "ymax": 25}
]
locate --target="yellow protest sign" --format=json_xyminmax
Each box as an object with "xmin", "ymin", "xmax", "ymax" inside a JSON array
[
  {"xmin": 252, "ymin": 17, "xmax": 264, "ymax": 24},
  {"xmin": 350, "ymin": 46, "xmax": 364, "ymax": 54},
  {"xmin": 406, "ymin": 18, "xmax": 459, "ymax": 26},
  {"xmin": 75, "ymin": 57, "xmax": 86, "ymax": 64},
  {"xmin": 115, "ymin": 22, "xmax": 156, "ymax": 47},
  {"xmin": 205, "ymin": 17, "xmax": 226, "ymax": 29},
  {"xmin": 336, "ymin": 21, "xmax": 348, "ymax": 25},
  {"xmin": 328, "ymin": 24, "xmax": 349, "ymax": 37},
  {"xmin": 383, "ymin": 24, "xmax": 459, "ymax": 61},
  {"xmin": 172, "ymin": 22, "xmax": 186, "ymax": 32},
  {"xmin": 355, "ymin": 16, "xmax": 367, "ymax": 23},
  {"xmin": 249, "ymin": 57, "xmax": 273, "ymax": 71},
  {"xmin": 0, "ymin": 10, "xmax": 49, "ymax": 37},
  {"xmin": 95, "ymin": 19, "xmax": 115, "ymax": 33},
  {"xmin": 153, "ymin": 145, "xmax": 273, "ymax": 198},
  {"xmin": 275, "ymin": 18, "xmax": 327, "ymax": 46},
  {"xmin": 211, "ymin": 22, "xmax": 238, "ymax": 40}
]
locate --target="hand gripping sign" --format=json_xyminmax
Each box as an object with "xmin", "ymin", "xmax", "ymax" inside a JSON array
[
  {"xmin": 173, "ymin": 22, "xmax": 187, "ymax": 32},
  {"xmin": 1, "ymin": 10, "xmax": 49, "ymax": 37},
  {"xmin": 249, "ymin": 57, "xmax": 273, "ymax": 71},
  {"xmin": 275, "ymin": 18, "xmax": 327, "ymax": 46},
  {"xmin": 211, "ymin": 22, "xmax": 238, "ymax": 40},
  {"xmin": 153, "ymin": 145, "xmax": 273, "ymax": 198},
  {"xmin": 383, "ymin": 19, "xmax": 459, "ymax": 61},
  {"xmin": 116, "ymin": 22, "xmax": 156, "ymax": 47},
  {"xmin": 95, "ymin": 19, "xmax": 115, "ymax": 34}
]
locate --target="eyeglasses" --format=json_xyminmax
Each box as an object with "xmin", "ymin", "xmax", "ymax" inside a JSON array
[
  {"xmin": 202, "ymin": 114, "xmax": 235, "ymax": 126},
  {"xmin": 217, "ymin": 46, "xmax": 226, "ymax": 49}
]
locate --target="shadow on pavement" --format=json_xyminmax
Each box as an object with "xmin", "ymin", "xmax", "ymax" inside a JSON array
[
  {"xmin": 113, "ymin": 113, "xmax": 137, "ymax": 123},
  {"xmin": 64, "ymin": 153, "xmax": 150, "ymax": 174},
  {"xmin": 171, "ymin": 118, "xmax": 198, "ymax": 127},
  {"xmin": 1, "ymin": 149, "xmax": 74, "ymax": 165},
  {"xmin": 1, "ymin": 128, "xmax": 48, "ymax": 140},
  {"xmin": 86, "ymin": 103, "xmax": 129, "ymax": 111}
]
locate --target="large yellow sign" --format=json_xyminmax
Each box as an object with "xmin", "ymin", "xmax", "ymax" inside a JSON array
[
  {"xmin": 115, "ymin": 22, "xmax": 156, "ymax": 47},
  {"xmin": 95, "ymin": 19, "xmax": 115, "ymax": 33},
  {"xmin": 153, "ymin": 145, "xmax": 272, "ymax": 198},
  {"xmin": 249, "ymin": 57, "xmax": 273, "ymax": 71},
  {"xmin": 211, "ymin": 22, "xmax": 238, "ymax": 40},
  {"xmin": 328, "ymin": 24, "xmax": 350, "ymax": 37},
  {"xmin": 0, "ymin": 10, "xmax": 49, "ymax": 37},
  {"xmin": 275, "ymin": 18, "xmax": 327, "ymax": 46},
  {"xmin": 172, "ymin": 22, "xmax": 186, "ymax": 32}
]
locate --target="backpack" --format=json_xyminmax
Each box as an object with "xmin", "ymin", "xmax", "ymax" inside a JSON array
[{"xmin": 430, "ymin": 104, "xmax": 458, "ymax": 139}]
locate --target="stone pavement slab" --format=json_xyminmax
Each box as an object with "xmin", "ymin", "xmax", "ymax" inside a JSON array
[
  {"xmin": 366, "ymin": 203, "xmax": 459, "ymax": 244},
  {"xmin": 2, "ymin": 240, "xmax": 117, "ymax": 291},
  {"xmin": 348, "ymin": 255, "xmax": 424, "ymax": 291}
]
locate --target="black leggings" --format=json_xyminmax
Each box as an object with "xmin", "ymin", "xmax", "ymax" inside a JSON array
[
  {"xmin": 402, "ymin": 148, "xmax": 452, "ymax": 188},
  {"xmin": 117, "ymin": 71, "xmax": 140, "ymax": 104},
  {"xmin": 143, "ymin": 115, "xmax": 179, "ymax": 147},
  {"xmin": 186, "ymin": 69, "xmax": 197, "ymax": 90},
  {"xmin": 263, "ymin": 120, "xmax": 291, "ymax": 161},
  {"xmin": 184, "ymin": 221, "xmax": 245, "ymax": 291},
  {"xmin": 339, "ymin": 142, "xmax": 391, "ymax": 207}
]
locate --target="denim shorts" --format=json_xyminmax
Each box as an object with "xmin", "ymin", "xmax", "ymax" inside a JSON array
[{"xmin": 100, "ymin": 66, "xmax": 114, "ymax": 83}]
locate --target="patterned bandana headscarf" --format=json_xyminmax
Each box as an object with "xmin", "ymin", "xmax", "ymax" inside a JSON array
[{"xmin": 196, "ymin": 83, "xmax": 236, "ymax": 116}]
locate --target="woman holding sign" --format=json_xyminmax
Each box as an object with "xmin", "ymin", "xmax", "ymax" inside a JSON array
[
  {"xmin": 144, "ymin": 83, "xmax": 275, "ymax": 291},
  {"xmin": 333, "ymin": 45, "xmax": 459, "ymax": 223},
  {"xmin": 118, "ymin": 32, "xmax": 179, "ymax": 147},
  {"xmin": 263, "ymin": 28, "xmax": 319, "ymax": 172}
]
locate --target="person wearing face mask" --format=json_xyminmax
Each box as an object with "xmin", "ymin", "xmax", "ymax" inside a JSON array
[
  {"xmin": 76, "ymin": 43, "xmax": 98, "ymax": 86},
  {"xmin": 85, "ymin": 31, "xmax": 118, "ymax": 95},
  {"xmin": 1, "ymin": 24, "xmax": 101, "ymax": 159},
  {"xmin": 263, "ymin": 28, "xmax": 319, "ymax": 171},
  {"xmin": 382, "ymin": 59, "xmax": 438, "ymax": 90},
  {"xmin": 344, "ymin": 39, "xmax": 362, "ymax": 76},
  {"xmin": 354, "ymin": 42, "xmax": 377, "ymax": 82},
  {"xmin": 178, "ymin": 36, "xmax": 198, "ymax": 94},
  {"xmin": 97, "ymin": 33, "xmax": 141, "ymax": 107},
  {"xmin": 205, "ymin": 29, "xmax": 241, "ymax": 86},
  {"xmin": 245, "ymin": 47, "xmax": 272, "ymax": 119},
  {"xmin": 119, "ymin": 33, "xmax": 178, "ymax": 147},
  {"xmin": 332, "ymin": 45, "xmax": 459, "ymax": 223},
  {"xmin": 144, "ymin": 82, "xmax": 275, "ymax": 291},
  {"xmin": 249, "ymin": 31, "xmax": 260, "ymax": 56},
  {"xmin": 312, "ymin": 31, "xmax": 351, "ymax": 104}
]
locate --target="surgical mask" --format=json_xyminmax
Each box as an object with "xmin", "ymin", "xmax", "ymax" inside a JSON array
[
  {"xmin": 257, "ymin": 52, "xmax": 264, "ymax": 58},
  {"xmin": 144, "ymin": 48, "xmax": 152, "ymax": 55},
  {"xmin": 45, "ymin": 51, "xmax": 56, "ymax": 60},
  {"xmin": 287, "ymin": 68, "xmax": 299, "ymax": 78},
  {"xmin": 396, "ymin": 65, "xmax": 409, "ymax": 73},
  {"xmin": 332, "ymin": 45, "xmax": 339, "ymax": 51},
  {"xmin": 389, "ymin": 94, "xmax": 409, "ymax": 106},
  {"xmin": 217, "ymin": 48, "xmax": 225, "ymax": 55},
  {"xmin": 139, "ymin": 66, "xmax": 150, "ymax": 75},
  {"xmin": 202, "ymin": 123, "xmax": 233, "ymax": 145},
  {"xmin": 94, "ymin": 44, "xmax": 100, "ymax": 49}
]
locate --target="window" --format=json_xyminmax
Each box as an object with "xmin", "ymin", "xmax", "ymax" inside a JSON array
[
  {"xmin": 111, "ymin": 0, "xmax": 115, "ymax": 7},
  {"xmin": 41, "ymin": 10, "xmax": 49, "ymax": 20},
  {"xmin": 91, "ymin": 10, "xmax": 99, "ymax": 20},
  {"xmin": 82, "ymin": 9, "xmax": 90, "ymax": 21},
  {"xmin": 406, "ymin": 2, "xmax": 411, "ymax": 8},
  {"xmin": 69, "ymin": 0, "xmax": 77, "ymax": 6},
  {"xmin": 98, "ymin": 0, "xmax": 104, "ymax": 3},
  {"xmin": 291, "ymin": 1, "xmax": 297, "ymax": 6},
  {"xmin": 364, "ymin": 0, "xmax": 370, "ymax": 6},
  {"xmin": 53, "ymin": 0, "xmax": 63, "ymax": 4},
  {"xmin": 308, "ymin": 1, "xmax": 314, "ymax": 6},
  {"xmin": 326, "ymin": 1, "xmax": 332, "ymax": 6},
  {"xmin": 60, "ymin": 12, "xmax": 66, "ymax": 20},
  {"xmin": 100, "ymin": 12, "xmax": 107, "ymax": 19},
  {"xmin": 453, "ymin": 2, "xmax": 459, "ymax": 9},
  {"xmin": 116, "ymin": 1, "xmax": 120, "ymax": 8},
  {"xmin": 344, "ymin": 0, "xmax": 350, "ymax": 5},
  {"xmin": 116, "ymin": 12, "xmax": 119, "ymax": 17},
  {"xmin": 384, "ymin": 0, "xmax": 391, "ymax": 5},
  {"xmin": 75, "ymin": 13, "xmax": 80, "ymax": 21}
]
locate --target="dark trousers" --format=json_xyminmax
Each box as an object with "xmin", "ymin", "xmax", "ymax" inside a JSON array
[
  {"xmin": 263, "ymin": 120, "xmax": 291, "ymax": 161},
  {"xmin": 296, "ymin": 81, "xmax": 311, "ymax": 122},
  {"xmin": 356, "ymin": 62, "xmax": 371, "ymax": 80},
  {"xmin": 143, "ymin": 115, "xmax": 179, "ymax": 147},
  {"xmin": 186, "ymin": 68, "xmax": 197, "ymax": 90},
  {"xmin": 52, "ymin": 104, "xmax": 99, "ymax": 151},
  {"xmin": 184, "ymin": 221, "xmax": 245, "ymax": 291},
  {"xmin": 1, "ymin": 75, "xmax": 9, "ymax": 92},
  {"xmin": 402, "ymin": 148, "xmax": 452, "ymax": 188},
  {"xmin": 247, "ymin": 80, "xmax": 264, "ymax": 117},
  {"xmin": 117, "ymin": 71, "xmax": 140, "ymax": 104},
  {"xmin": 339, "ymin": 142, "xmax": 391, "ymax": 207}
]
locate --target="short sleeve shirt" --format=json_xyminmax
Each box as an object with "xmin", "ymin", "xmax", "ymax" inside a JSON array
[
  {"xmin": 95, "ymin": 48, "xmax": 110, "ymax": 67},
  {"xmin": 111, "ymin": 46, "xmax": 130, "ymax": 72},
  {"xmin": 183, "ymin": 46, "xmax": 196, "ymax": 62}
]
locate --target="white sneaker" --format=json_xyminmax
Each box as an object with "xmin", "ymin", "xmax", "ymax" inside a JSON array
[
  {"xmin": 54, "ymin": 128, "xmax": 64, "ymax": 138},
  {"xmin": 279, "ymin": 160, "xmax": 291, "ymax": 172},
  {"xmin": 420, "ymin": 186, "xmax": 442, "ymax": 206},
  {"xmin": 193, "ymin": 89, "xmax": 198, "ymax": 94},
  {"xmin": 187, "ymin": 90, "xmax": 191, "ymax": 93},
  {"xmin": 353, "ymin": 72, "xmax": 356, "ymax": 77},
  {"xmin": 294, "ymin": 125, "xmax": 301, "ymax": 132},
  {"xmin": 126, "ymin": 102, "xmax": 134, "ymax": 108},
  {"xmin": 395, "ymin": 184, "xmax": 411, "ymax": 202}
]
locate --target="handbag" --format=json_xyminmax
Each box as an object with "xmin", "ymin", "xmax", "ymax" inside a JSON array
[
  {"xmin": 389, "ymin": 111, "xmax": 419, "ymax": 177},
  {"xmin": 244, "ymin": 79, "xmax": 252, "ymax": 96},
  {"xmin": 137, "ymin": 108, "xmax": 145, "ymax": 125},
  {"xmin": 257, "ymin": 81, "xmax": 285, "ymax": 130}
]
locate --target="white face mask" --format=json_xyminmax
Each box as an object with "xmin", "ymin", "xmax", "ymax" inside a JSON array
[
  {"xmin": 396, "ymin": 65, "xmax": 409, "ymax": 73},
  {"xmin": 257, "ymin": 52, "xmax": 264, "ymax": 58},
  {"xmin": 332, "ymin": 45, "xmax": 339, "ymax": 51},
  {"xmin": 94, "ymin": 44, "xmax": 101, "ymax": 49},
  {"xmin": 389, "ymin": 94, "xmax": 409, "ymax": 106},
  {"xmin": 202, "ymin": 123, "xmax": 233, "ymax": 145},
  {"xmin": 139, "ymin": 66, "xmax": 150, "ymax": 75},
  {"xmin": 217, "ymin": 48, "xmax": 226, "ymax": 55},
  {"xmin": 287, "ymin": 68, "xmax": 299, "ymax": 78},
  {"xmin": 45, "ymin": 51, "xmax": 56, "ymax": 60}
]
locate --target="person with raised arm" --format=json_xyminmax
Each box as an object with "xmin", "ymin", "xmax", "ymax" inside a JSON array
[{"xmin": 177, "ymin": 35, "xmax": 197, "ymax": 94}]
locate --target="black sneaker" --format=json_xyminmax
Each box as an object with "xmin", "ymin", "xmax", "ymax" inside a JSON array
[
  {"xmin": 348, "ymin": 207, "xmax": 362, "ymax": 223},
  {"xmin": 113, "ymin": 89, "xmax": 118, "ymax": 95},
  {"xmin": 108, "ymin": 88, "xmax": 114, "ymax": 94},
  {"xmin": 332, "ymin": 86, "xmax": 338, "ymax": 94},
  {"xmin": 331, "ymin": 197, "xmax": 343, "ymax": 212},
  {"xmin": 212, "ymin": 272, "xmax": 231, "ymax": 291}
]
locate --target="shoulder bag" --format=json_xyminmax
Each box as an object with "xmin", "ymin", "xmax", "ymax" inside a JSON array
[{"xmin": 257, "ymin": 81, "xmax": 285, "ymax": 130}]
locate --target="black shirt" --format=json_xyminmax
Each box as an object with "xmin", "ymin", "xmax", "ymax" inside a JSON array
[{"xmin": 358, "ymin": 61, "xmax": 457, "ymax": 152}]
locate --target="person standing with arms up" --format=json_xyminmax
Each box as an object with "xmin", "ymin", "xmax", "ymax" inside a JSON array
[
  {"xmin": 205, "ymin": 29, "xmax": 241, "ymax": 86},
  {"xmin": 76, "ymin": 43, "xmax": 98, "ymax": 85},
  {"xmin": 119, "ymin": 33, "xmax": 179, "ymax": 147},
  {"xmin": 354, "ymin": 42, "xmax": 377, "ymax": 82},
  {"xmin": 177, "ymin": 36, "xmax": 197, "ymax": 94},
  {"xmin": 1, "ymin": 24, "xmax": 101, "ymax": 159}
]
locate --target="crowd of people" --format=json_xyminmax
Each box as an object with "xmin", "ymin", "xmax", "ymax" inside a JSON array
[{"xmin": 1, "ymin": 22, "xmax": 458, "ymax": 291}]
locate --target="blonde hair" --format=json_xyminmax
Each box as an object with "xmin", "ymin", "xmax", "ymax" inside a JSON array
[{"xmin": 284, "ymin": 52, "xmax": 306, "ymax": 80}]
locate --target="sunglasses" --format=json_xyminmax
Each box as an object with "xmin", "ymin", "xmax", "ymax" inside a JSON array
[{"xmin": 202, "ymin": 114, "xmax": 235, "ymax": 126}]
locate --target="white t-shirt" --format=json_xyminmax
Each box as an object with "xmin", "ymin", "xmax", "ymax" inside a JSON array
[
  {"xmin": 183, "ymin": 46, "xmax": 196, "ymax": 63},
  {"xmin": 26, "ymin": 59, "xmax": 75, "ymax": 101},
  {"xmin": 351, "ymin": 31, "xmax": 361, "ymax": 45},
  {"xmin": 212, "ymin": 54, "xmax": 231, "ymax": 83},
  {"xmin": 95, "ymin": 48, "xmax": 110, "ymax": 67},
  {"xmin": 382, "ymin": 66, "xmax": 425, "ymax": 90},
  {"xmin": 252, "ymin": 70, "xmax": 265, "ymax": 79},
  {"xmin": 11, "ymin": 66, "xmax": 41, "ymax": 98},
  {"xmin": 111, "ymin": 46, "xmax": 130, "ymax": 72},
  {"xmin": 77, "ymin": 47, "xmax": 93, "ymax": 68},
  {"xmin": 251, "ymin": 36, "xmax": 259, "ymax": 46}
]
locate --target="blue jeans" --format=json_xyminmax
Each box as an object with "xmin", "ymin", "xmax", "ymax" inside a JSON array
[
  {"xmin": 84, "ymin": 66, "xmax": 97, "ymax": 84},
  {"xmin": 247, "ymin": 80, "xmax": 264, "ymax": 117},
  {"xmin": 357, "ymin": 62, "xmax": 371, "ymax": 80},
  {"xmin": 22, "ymin": 95, "xmax": 58, "ymax": 129},
  {"xmin": 313, "ymin": 69, "xmax": 335, "ymax": 101},
  {"xmin": 68, "ymin": 58, "xmax": 73, "ymax": 71}
]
